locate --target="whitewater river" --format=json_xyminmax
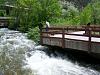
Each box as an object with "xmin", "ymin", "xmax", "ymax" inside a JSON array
[{"xmin": 0, "ymin": 28, "xmax": 100, "ymax": 75}]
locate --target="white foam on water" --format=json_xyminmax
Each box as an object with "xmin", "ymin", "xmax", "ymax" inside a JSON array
[
  {"xmin": 0, "ymin": 28, "xmax": 100, "ymax": 75},
  {"xmin": 26, "ymin": 50, "xmax": 100, "ymax": 75}
]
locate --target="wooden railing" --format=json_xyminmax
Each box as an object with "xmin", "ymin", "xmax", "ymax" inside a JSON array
[
  {"xmin": 0, "ymin": 17, "xmax": 15, "ymax": 28},
  {"xmin": 40, "ymin": 25, "xmax": 100, "ymax": 53}
]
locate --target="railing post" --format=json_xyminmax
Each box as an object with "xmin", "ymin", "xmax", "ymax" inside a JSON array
[
  {"xmin": 88, "ymin": 27, "xmax": 92, "ymax": 53},
  {"xmin": 62, "ymin": 28, "xmax": 65, "ymax": 48},
  {"xmin": 40, "ymin": 28, "xmax": 43, "ymax": 45},
  {"xmin": 85, "ymin": 23, "xmax": 92, "ymax": 53}
]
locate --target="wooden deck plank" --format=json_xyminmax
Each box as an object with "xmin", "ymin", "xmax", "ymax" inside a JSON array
[{"xmin": 49, "ymin": 31, "xmax": 100, "ymax": 42}]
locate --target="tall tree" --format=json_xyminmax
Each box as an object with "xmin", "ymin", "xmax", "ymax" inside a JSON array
[
  {"xmin": 91, "ymin": 0, "xmax": 100, "ymax": 24},
  {"xmin": 9, "ymin": 0, "xmax": 61, "ymax": 32},
  {"xmin": 62, "ymin": 0, "xmax": 91, "ymax": 10}
]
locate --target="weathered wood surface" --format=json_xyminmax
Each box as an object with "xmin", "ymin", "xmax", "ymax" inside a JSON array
[{"xmin": 40, "ymin": 25, "xmax": 100, "ymax": 54}]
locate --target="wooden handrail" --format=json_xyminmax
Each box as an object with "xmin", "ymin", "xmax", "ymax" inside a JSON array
[
  {"xmin": 41, "ymin": 26, "xmax": 100, "ymax": 36},
  {"xmin": 40, "ymin": 25, "xmax": 100, "ymax": 53}
]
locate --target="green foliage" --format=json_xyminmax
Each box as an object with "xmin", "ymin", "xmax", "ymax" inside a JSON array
[
  {"xmin": 0, "ymin": 10, "xmax": 5, "ymax": 16},
  {"xmin": 27, "ymin": 27, "xmax": 40, "ymax": 43},
  {"xmin": 91, "ymin": 0, "xmax": 100, "ymax": 24},
  {"xmin": 3, "ymin": 0, "xmax": 100, "ymax": 42},
  {"xmin": 63, "ymin": 0, "xmax": 91, "ymax": 10},
  {"xmin": 51, "ymin": 2, "xmax": 80, "ymax": 26},
  {"xmin": 38, "ymin": 0, "xmax": 61, "ymax": 21},
  {"xmin": 9, "ymin": 0, "xmax": 61, "ymax": 32},
  {"xmin": 9, "ymin": 0, "xmax": 38, "ymax": 32},
  {"xmin": 79, "ymin": 4, "xmax": 93, "ymax": 25},
  {"xmin": 51, "ymin": 1, "xmax": 100, "ymax": 26}
]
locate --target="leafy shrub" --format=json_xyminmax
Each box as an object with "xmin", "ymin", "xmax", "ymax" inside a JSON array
[
  {"xmin": 79, "ymin": 4, "xmax": 92, "ymax": 25},
  {"xmin": 9, "ymin": 0, "xmax": 61, "ymax": 32},
  {"xmin": 91, "ymin": 1, "xmax": 100, "ymax": 24},
  {"xmin": 27, "ymin": 27, "xmax": 40, "ymax": 43}
]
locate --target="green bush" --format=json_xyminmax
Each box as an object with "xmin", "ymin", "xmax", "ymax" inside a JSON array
[
  {"xmin": 79, "ymin": 4, "xmax": 92, "ymax": 25},
  {"xmin": 27, "ymin": 27, "xmax": 40, "ymax": 43},
  {"xmin": 50, "ymin": 1, "xmax": 80, "ymax": 26},
  {"xmin": 9, "ymin": 0, "xmax": 61, "ymax": 32},
  {"xmin": 91, "ymin": 1, "xmax": 100, "ymax": 24}
]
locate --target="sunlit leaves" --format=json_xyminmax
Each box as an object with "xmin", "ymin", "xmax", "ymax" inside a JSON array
[
  {"xmin": 9, "ymin": 0, "xmax": 61, "ymax": 32},
  {"xmin": 79, "ymin": 4, "xmax": 92, "ymax": 25}
]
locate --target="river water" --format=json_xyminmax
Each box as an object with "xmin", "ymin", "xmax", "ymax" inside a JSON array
[{"xmin": 0, "ymin": 28, "xmax": 100, "ymax": 75}]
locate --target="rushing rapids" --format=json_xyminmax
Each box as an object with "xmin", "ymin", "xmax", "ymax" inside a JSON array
[{"xmin": 0, "ymin": 28, "xmax": 100, "ymax": 75}]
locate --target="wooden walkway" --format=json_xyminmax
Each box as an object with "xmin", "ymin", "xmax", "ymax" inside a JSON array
[
  {"xmin": 0, "ymin": 17, "xmax": 15, "ymax": 28},
  {"xmin": 40, "ymin": 25, "xmax": 100, "ymax": 54}
]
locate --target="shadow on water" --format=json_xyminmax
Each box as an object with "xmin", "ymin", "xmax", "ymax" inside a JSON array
[{"xmin": 42, "ymin": 45, "xmax": 100, "ymax": 72}]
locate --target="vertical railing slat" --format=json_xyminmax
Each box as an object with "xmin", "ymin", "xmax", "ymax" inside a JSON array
[
  {"xmin": 88, "ymin": 27, "xmax": 92, "ymax": 53},
  {"xmin": 40, "ymin": 28, "xmax": 43, "ymax": 45},
  {"xmin": 62, "ymin": 28, "xmax": 65, "ymax": 48}
]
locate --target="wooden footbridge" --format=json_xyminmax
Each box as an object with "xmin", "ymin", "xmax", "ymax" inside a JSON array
[
  {"xmin": 40, "ymin": 25, "xmax": 100, "ymax": 58},
  {"xmin": 0, "ymin": 17, "xmax": 15, "ymax": 28},
  {"xmin": 0, "ymin": 4, "xmax": 15, "ymax": 28}
]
